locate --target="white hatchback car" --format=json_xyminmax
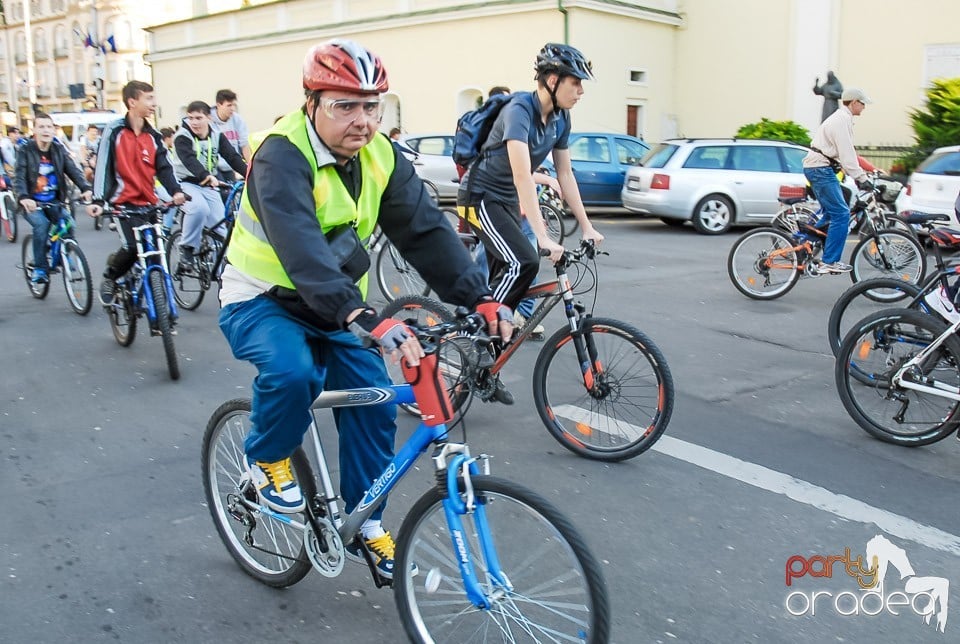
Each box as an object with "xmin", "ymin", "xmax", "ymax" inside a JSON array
[
  {"xmin": 621, "ymin": 138, "xmax": 809, "ymax": 234},
  {"xmin": 895, "ymin": 145, "xmax": 960, "ymax": 224}
]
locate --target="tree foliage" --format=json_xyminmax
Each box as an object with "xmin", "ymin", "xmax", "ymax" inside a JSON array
[
  {"xmin": 735, "ymin": 118, "xmax": 811, "ymax": 147},
  {"xmin": 894, "ymin": 78, "xmax": 960, "ymax": 175}
]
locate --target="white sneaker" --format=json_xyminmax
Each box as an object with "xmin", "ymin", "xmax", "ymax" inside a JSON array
[
  {"xmin": 923, "ymin": 288, "xmax": 960, "ymax": 323},
  {"xmin": 513, "ymin": 311, "xmax": 544, "ymax": 336}
]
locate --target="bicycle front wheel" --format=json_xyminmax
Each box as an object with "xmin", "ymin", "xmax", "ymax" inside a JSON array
[
  {"xmin": 376, "ymin": 240, "xmax": 428, "ymax": 303},
  {"xmin": 20, "ymin": 234, "xmax": 50, "ymax": 299},
  {"xmin": 395, "ymin": 475, "xmax": 610, "ymax": 644},
  {"xmin": 850, "ymin": 229, "xmax": 926, "ymax": 285},
  {"xmin": 149, "ymin": 270, "xmax": 180, "ymax": 380},
  {"xmin": 835, "ymin": 308, "xmax": 960, "ymax": 445},
  {"xmin": 533, "ymin": 317, "xmax": 674, "ymax": 461},
  {"xmin": 827, "ymin": 277, "xmax": 924, "ymax": 357},
  {"xmin": 166, "ymin": 230, "xmax": 206, "ymax": 311},
  {"xmin": 202, "ymin": 399, "xmax": 313, "ymax": 587},
  {"xmin": 60, "ymin": 240, "xmax": 92, "ymax": 315},
  {"xmin": 727, "ymin": 227, "xmax": 801, "ymax": 300}
]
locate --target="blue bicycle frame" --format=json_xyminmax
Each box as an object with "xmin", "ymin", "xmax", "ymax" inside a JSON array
[
  {"xmin": 126, "ymin": 216, "xmax": 179, "ymax": 324},
  {"xmin": 243, "ymin": 381, "xmax": 512, "ymax": 608}
]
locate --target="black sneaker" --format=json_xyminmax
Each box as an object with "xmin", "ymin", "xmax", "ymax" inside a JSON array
[
  {"xmin": 99, "ymin": 277, "xmax": 115, "ymax": 305},
  {"xmin": 491, "ymin": 379, "xmax": 514, "ymax": 405},
  {"xmin": 176, "ymin": 246, "xmax": 197, "ymax": 276}
]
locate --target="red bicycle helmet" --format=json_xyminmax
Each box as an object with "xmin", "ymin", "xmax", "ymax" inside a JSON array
[{"xmin": 302, "ymin": 39, "xmax": 389, "ymax": 94}]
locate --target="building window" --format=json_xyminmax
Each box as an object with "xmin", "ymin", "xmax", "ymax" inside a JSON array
[{"xmin": 628, "ymin": 69, "xmax": 647, "ymax": 85}]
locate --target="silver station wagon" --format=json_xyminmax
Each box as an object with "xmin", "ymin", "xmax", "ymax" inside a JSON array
[{"xmin": 621, "ymin": 138, "xmax": 809, "ymax": 234}]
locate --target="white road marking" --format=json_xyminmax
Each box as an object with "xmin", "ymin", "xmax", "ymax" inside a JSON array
[
  {"xmin": 654, "ymin": 434, "xmax": 960, "ymax": 557},
  {"xmin": 553, "ymin": 405, "xmax": 960, "ymax": 557}
]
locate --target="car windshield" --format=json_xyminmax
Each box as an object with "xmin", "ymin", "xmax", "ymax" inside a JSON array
[
  {"xmin": 916, "ymin": 151, "xmax": 960, "ymax": 176},
  {"xmin": 641, "ymin": 144, "xmax": 677, "ymax": 169}
]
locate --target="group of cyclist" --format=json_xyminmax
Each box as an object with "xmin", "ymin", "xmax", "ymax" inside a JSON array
[{"xmin": 12, "ymin": 38, "xmax": 602, "ymax": 579}]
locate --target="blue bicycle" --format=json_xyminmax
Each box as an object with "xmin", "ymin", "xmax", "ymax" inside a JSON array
[
  {"xmin": 202, "ymin": 312, "xmax": 610, "ymax": 643},
  {"xmin": 103, "ymin": 205, "xmax": 181, "ymax": 380},
  {"xmin": 166, "ymin": 180, "xmax": 244, "ymax": 311},
  {"xmin": 20, "ymin": 201, "xmax": 93, "ymax": 315}
]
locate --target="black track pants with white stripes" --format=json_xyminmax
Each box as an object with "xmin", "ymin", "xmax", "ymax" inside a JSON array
[{"xmin": 467, "ymin": 198, "xmax": 539, "ymax": 311}]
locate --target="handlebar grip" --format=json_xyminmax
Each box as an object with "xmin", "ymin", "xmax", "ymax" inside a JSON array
[{"xmin": 539, "ymin": 248, "xmax": 552, "ymax": 257}]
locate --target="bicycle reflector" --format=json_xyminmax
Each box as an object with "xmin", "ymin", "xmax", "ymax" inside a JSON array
[{"xmin": 778, "ymin": 185, "xmax": 807, "ymax": 200}]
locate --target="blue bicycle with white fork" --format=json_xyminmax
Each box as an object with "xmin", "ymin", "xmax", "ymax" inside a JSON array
[{"xmin": 202, "ymin": 312, "xmax": 610, "ymax": 643}]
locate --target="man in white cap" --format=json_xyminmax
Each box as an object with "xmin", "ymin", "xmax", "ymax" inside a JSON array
[{"xmin": 802, "ymin": 87, "xmax": 872, "ymax": 273}]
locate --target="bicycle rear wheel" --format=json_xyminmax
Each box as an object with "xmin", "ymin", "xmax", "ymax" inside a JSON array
[
  {"xmin": 835, "ymin": 308, "xmax": 960, "ymax": 445},
  {"xmin": 850, "ymin": 229, "xmax": 926, "ymax": 285},
  {"xmin": 540, "ymin": 202, "xmax": 564, "ymax": 245},
  {"xmin": 60, "ymin": 240, "xmax": 92, "ymax": 315},
  {"xmin": 20, "ymin": 234, "xmax": 50, "ymax": 299},
  {"xmin": 166, "ymin": 230, "xmax": 206, "ymax": 311},
  {"xmin": 395, "ymin": 475, "xmax": 609, "ymax": 644},
  {"xmin": 1, "ymin": 193, "xmax": 16, "ymax": 242},
  {"xmin": 202, "ymin": 399, "xmax": 313, "ymax": 587},
  {"xmin": 826, "ymin": 277, "xmax": 924, "ymax": 357},
  {"xmin": 376, "ymin": 240, "xmax": 428, "ymax": 303},
  {"xmin": 533, "ymin": 317, "xmax": 674, "ymax": 461},
  {"xmin": 727, "ymin": 227, "xmax": 801, "ymax": 300},
  {"xmin": 149, "ymin": 270, "xmax": 180, "ymax": 380}
]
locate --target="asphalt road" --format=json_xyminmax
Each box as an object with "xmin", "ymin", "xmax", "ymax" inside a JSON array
[{"xmin": 2, "ymin": 214, "xmax": 959, "ymax": 643}]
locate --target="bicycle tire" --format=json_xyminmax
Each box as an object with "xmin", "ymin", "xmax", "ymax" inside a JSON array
[
  {"xmin": 726, "ymin": 227, "xmax": 801, "ymax": 300},
  {"xmin": 835, "ymin": 308, "xmax": 960, "ymax": 445},
  {"xmin": 380, "ymin": 296, "xmax": 472, "ymax": 420},
  {"xmin": 61, "ymin": 239, "xmax": 93, "ymax": 315},
  {"xmin": 376, "ymin": 239, "xmax": 429, "ymax": 303},
  {"xmin": 165, "ymin": 230, "xmax": 207, "ymax": 311},
  {"xmin": 533, "ymin": 317, "xmax": 674, "ymax": 461},
  {"xmin": 202, "ymin": 398, "xmax": 313, "ymax": 587},
  {"xmin": 108, "ymin": 283, "xmax": 137, "ymax": 347},
  {"xmin": 849, "ymin": 229, "xmax": 926, "ymax": 286},
  {"xmin": 394, "ymin": 474, "xmax": 610, "ymax": 644},
  {"xmin": 422, "ymin": 179, "xmax": 441, "ymax": 207},
  {"xmin": 539, "ymin": 202, "xmax": 564, "ymax": 245},
  {"xmin": 149, "ymin": 270, "xmax": 180, "ymax": 380},
  {"xmin": 2, "ymin": 193, "xmax": 16, "ymax": 242},
  {"xmin": 826, "ymin": 277, "xmax": 924, "ymax": 358},
  {"xmin": 20, "ymin": 234, "xmax": 50, "ymax": 299}
]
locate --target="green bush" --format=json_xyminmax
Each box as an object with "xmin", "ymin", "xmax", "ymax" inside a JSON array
[
  {"xmin": 894, "ymin": 78, "xmax": 960, "ymax": 175},
  {"xmin": 735, "ymin": 118, "xmax": 811, "ymax": 147}
]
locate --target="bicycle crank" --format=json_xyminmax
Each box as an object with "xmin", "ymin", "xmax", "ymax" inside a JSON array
[{"xmin": 304, "ymin": 517, "xmax": 345, "ymax": 578}]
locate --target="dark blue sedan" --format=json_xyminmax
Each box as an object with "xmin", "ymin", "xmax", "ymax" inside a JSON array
[{"xmin": 543, "ymin": 132, "xmax": 650, "ymax": 207}]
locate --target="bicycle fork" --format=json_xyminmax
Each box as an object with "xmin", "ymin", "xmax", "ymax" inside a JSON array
[{"xmin": 433, "ymin": 444, "xmax": 510, "ymax": 609}]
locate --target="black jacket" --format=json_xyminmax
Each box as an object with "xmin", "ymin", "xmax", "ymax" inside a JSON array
[
  {"xmin": 246, "ymin": 128, "xmax": 490, "ymax": 327},
  {"xmin": 172, "ymin": 118, "xmax": 247, "ymax": 184},
  {"xmin": 13, "ymin": 138, "xmax": 91, "ymax": 203}
]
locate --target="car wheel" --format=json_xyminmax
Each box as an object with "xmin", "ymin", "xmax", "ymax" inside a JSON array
[
  {"xmin": 692, "ymin": 195, "xmax": 734, "ymax": 235},
  {"xmin": 659, "ymin": 217, "xmax": 686, "ymax": 228}
]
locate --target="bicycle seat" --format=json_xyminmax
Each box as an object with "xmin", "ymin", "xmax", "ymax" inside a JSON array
[
  {"xmin": 904, "ymin": 211, "xmax": 950, "ymax": 225},
  {"xmin": 777, "ymin": 197, "xmax": 808, "ymax": 205}
]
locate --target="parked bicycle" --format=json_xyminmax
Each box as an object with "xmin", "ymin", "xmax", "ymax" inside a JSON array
[
  {"xmin": 727, "ymin": 193, "xmax": 926, "ymax": 300},
  {"xmin": 101, "ymin": 204, "xmax": 181, "ymax": 380},
  {"xmin": 165, "ymin": 180, "xmax": 244, "ymax": 310},
  {"xmin": 202, "ymin": 313, "xmax": 610, "ymax": 642},
  {"xmin": 0, "ymin": 175, "xmax": 17, "ymax": 242},
  {"xmin": 383, "ymin": 239, "xmax": 675, "ymax": 462},
  {"xmin": 827, "ymin": 212, "xmax": 957, "ymax": 358},
  {"xmin": 19, "ymin": 201, "xmax": 93, "ymax": 315}
]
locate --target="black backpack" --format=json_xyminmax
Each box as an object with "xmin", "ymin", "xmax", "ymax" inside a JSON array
[{"xmin": 452, "ymin": 93, "xmax": 536, "ymax": 168}]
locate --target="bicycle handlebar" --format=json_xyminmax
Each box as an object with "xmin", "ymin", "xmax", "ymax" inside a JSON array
[{"xmin": 538, "ymin": 238, "xmax": 602, "ymax": 262}]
